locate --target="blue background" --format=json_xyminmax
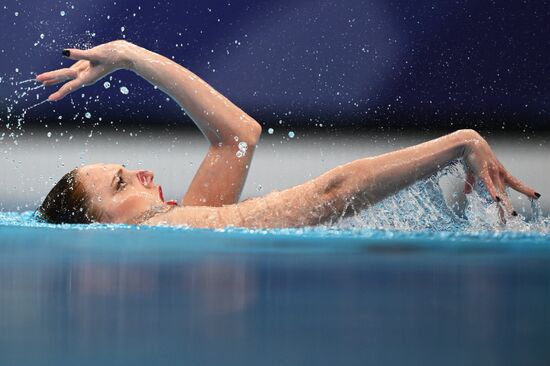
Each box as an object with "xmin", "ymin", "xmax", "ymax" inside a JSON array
[{"xmin": 0, "ymin": 0, "xmax": 549, "ymax": 131}]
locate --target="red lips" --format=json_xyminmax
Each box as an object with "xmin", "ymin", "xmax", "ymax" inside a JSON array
[
  {"xmin": 158, "ymin": 185, "xmax": 165, "ymax": 202},
  {"xmin": 158, "ymin": 185, "xmax": 177, "ymax": 206}
]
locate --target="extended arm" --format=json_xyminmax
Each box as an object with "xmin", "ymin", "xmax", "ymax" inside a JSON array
[
  {"xmin": 232, "ymin": 129, "xmax": 539, "ymax": 228},
  {"xmin": 145, "ymin": 129, "xmax": 539, "ymax": 228},
  {"xmin": 36, "ymin": 40, "xmax": 261, "ymax": 206}
]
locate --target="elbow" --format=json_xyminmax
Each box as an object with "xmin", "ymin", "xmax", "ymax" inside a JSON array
[
  {"xmin": 235, "ymin": 121, "xmax": 261, "ymax": 147},
  {"xmin": 248, "ymin": 121, "xmax": 262, "ymax": 145},
  {"xmin": 455, "ymin": 128, "xmax": 482, "ymax": 141},
  {"xmin": 217, "ymin": 121, "xmax": 262, "ymax": 148}
]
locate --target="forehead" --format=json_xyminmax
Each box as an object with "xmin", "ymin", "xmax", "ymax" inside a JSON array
[{"xmin": 78, "ymin": 163, "xmax": 122, "ymax": 187}]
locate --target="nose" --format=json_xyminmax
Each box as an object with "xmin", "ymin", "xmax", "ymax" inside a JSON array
[{"xmin": 136, "ymin": 170, "xmax": 154, "ymax": 187}]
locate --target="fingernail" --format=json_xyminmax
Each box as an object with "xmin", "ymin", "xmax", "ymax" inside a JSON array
[
  {"xmin": 62, "ymin": 49, "xmax": 70, "ymax": 57},
  {"xmin": 496, "ymin": 196, "xmax": 501, "ymax": 202},
  {"xmin": 534, "ymin": 192, "xmax": 541, "ymax": 199},
  {"xmin": 512, "ymin": 210, "xmax": 518, "ymax": 216}
]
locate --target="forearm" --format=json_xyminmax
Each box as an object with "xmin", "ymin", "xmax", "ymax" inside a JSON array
[
  {"xmin": 331, "ymin": 130, "xmax": 471, "ymax": 203},
  {"xmin": 121, "ymin": 42, "xmax": 261, "ymax": 144}
]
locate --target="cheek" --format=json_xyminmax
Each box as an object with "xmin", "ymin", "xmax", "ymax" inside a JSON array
[
  {"xmin": 113, "ymin": 195, "xmax": 147, "ymax": 212},
  {"xmin": 112, "ymin": 191, "xmax": 158, "ymax": 213}
]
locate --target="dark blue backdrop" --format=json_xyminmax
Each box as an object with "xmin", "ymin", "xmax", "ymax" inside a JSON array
[{"xmin": 0, "ymin": 0, "xmax": 548, "ymax": 131}]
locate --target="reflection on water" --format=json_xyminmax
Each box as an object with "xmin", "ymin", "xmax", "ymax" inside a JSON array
[{"xmin": 1, "ymin": 231, "xmax": 550, "ymax": 366}]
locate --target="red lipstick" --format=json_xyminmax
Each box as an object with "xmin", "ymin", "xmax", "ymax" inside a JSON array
[
  {"xmin": 158, "ymin": 185, "xmax": 178, "ymax": 206},
  {"xmin": 158, "ymin": 185, "xmax": 165, "ymax": 202}
]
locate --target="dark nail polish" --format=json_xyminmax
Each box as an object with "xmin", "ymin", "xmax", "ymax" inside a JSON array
[
  {"xmin": 496, "ymin": 196, "xmax": 501, "ymax": 202},
  {"xmin": 62, "ymin": 49, "xmax": 70, "ymax": 57},
  {"xmin": 534, "ymin": 192, "xmax": 541, "ymax": 199},
  {"xmin": 512, "ymin": 210, "xmax": 518, "ymax": 216}
]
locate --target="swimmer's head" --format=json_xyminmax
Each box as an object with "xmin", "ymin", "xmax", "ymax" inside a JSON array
[{"xmin": 37, "ymin": 164, "xmax": 165, "ymax": 224}]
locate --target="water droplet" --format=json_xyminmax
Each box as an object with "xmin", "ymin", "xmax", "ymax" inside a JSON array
[
  {"xmin": 85, "ymin": 112, "xmax": 91, "ymax": 119},
  {"xmin": 288, "ymin": 131, "xmax": 295, "ymax": 138},
  {"xmin": 119, "ymin": 86, "xmax": 129, "ymax": 95},
  {"xmin": 268, "ymin": 128, "xmax": 274, "ymax": 134},
  {"xmin": 238, "ymin": 141, "xmax": 248, "ymax": 151},
  {"xmin": 46, "ymin": 132, "xmax": 52, "ymax": 138},
  {"xmin": 14, "ymin": 12, "xmax": 19, "ymax": 17},
  {"xmin": 256, "ymin": 184, "xmax": 263, "ymax": 191},
  {"xmin": 103, "ymin": 81, "xmax": 111, "ymax": 89},
  {"xmin": 60, "ymin": 10, "xmax": 66, "ymax": 16},
  {"xmin": 236, "ymin": 151, "xmax": 243, "ymax": 158},
  {"xmin": 40, "ymin": 33, "xmax": 44, "ymax": 39},
  {"xmin": 121, "ymin": 26, "xmax": 125, "ymax": 32}
]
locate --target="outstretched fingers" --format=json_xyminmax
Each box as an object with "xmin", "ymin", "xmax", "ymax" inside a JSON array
[
  {"xmin": 41, "ymin": 79, "xmax": 61, "ymax": 87},
  {"xmin": 36, "ymin": 68, "xmax": 78, "ymax": 84},
  {"xmin": 48, "ymin": 79, "xmax": 84, "ymax": 101},
  {"xmin": 504, "ymin": 171, "xmax": 539, "ymax": 199},
  {"xmin": 480, "ymin": 172, "xmax": 512, "ymax": 219},
  {"xmin": 465, "ymin": 168, "xmax": 514, "ymax": 218},
  {"xmin": 479, "ymin": 169, "xmax": 500, "ymax": 203},
  {"xmin": 493, "ymin": 174, "xmax": 517, "ymax": 216}
]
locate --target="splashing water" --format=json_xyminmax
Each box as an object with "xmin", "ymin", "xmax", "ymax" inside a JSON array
[
  {"xmin": 22, "ymin": 99, "xmax": 50, "ymax": 113},
  {"xmin": 15, "ymin": 78, "xmax": 38, "ymax": 85},
  {"xmin": 0, "ymin": 77, "xmax": 48, "ymax": 140},
  {"xmin": 336, "ymin": 162, "xmax": 549, "ymax": 233}
]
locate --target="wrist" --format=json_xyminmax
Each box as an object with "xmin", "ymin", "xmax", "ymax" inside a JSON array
[
  {"xmin": 111, "ymin": 40, "xmax": 140, "ymax": 70},
  {"xmin": 455, "ymin": 129, "xmax": 482, "ymax": 157}
]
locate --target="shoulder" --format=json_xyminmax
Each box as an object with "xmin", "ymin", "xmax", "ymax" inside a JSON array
[{"xmin": 141, "ymin": 205, "xmax": 235, "ymax": 228}]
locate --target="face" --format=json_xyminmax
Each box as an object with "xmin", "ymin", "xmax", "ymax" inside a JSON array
[{"xmin": 77, "ymin": 163, "xmax": 166, "ymax": 223}]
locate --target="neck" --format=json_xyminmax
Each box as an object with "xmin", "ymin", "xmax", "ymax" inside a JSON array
[{"xmin": 127, "ymin": 204, "xmax": 175, "ymax": 225}]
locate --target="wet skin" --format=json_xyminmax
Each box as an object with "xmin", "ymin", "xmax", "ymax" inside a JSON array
[{"xmin": 78, "ymin": 164, "xmax": 164, "ymax": 223}]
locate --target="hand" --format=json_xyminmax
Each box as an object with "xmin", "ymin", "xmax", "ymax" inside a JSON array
[
  {"xmin": 36, "ymin": 40, "xmax": 133, "ymax": 101},
  {"xmin": 461, "ymin": 130, "xmax": 539, "ymax": 215}
]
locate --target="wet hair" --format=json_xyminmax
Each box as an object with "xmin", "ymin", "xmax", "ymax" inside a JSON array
[{"xmin": 36, "ymin": 169, "xmax": 99, "ymax": 224}]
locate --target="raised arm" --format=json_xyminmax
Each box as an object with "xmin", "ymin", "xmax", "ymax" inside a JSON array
[
  {"xmin": 121, "ymin": 42, "xmax": 261, "ymax": 206},
  {"xmin": 36, "ymin": 40, "xmax": 261, "ymax": 207}
]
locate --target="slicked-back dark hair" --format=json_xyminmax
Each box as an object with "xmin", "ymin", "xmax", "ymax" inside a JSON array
[{"xmin": 36, "ymin": 169, "xmax": 98, "ymax": 224}]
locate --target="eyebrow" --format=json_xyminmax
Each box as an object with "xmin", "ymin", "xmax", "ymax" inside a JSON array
[{"xmin": 111, "ymin": 168, "xmax": 122, "ymax": 188}]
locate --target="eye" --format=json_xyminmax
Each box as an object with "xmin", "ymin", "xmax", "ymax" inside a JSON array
[{"xmin": 116, "ymin": 174, "xmax": 127, "ymax": 191}]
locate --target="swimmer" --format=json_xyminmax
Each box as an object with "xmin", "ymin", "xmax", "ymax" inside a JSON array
[{"xmin": 35, "ymin": 40, "xmax": 540, "ymax": 228}]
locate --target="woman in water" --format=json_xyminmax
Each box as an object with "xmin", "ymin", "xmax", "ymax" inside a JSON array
[{"xmin": 36, "ymin": 40, "xmax": 540, "ymax": 228}]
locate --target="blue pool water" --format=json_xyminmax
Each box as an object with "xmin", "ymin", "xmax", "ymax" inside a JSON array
[{"xmin": 1, "ymin": 208, "xmax": 550, "ymax": 366}]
